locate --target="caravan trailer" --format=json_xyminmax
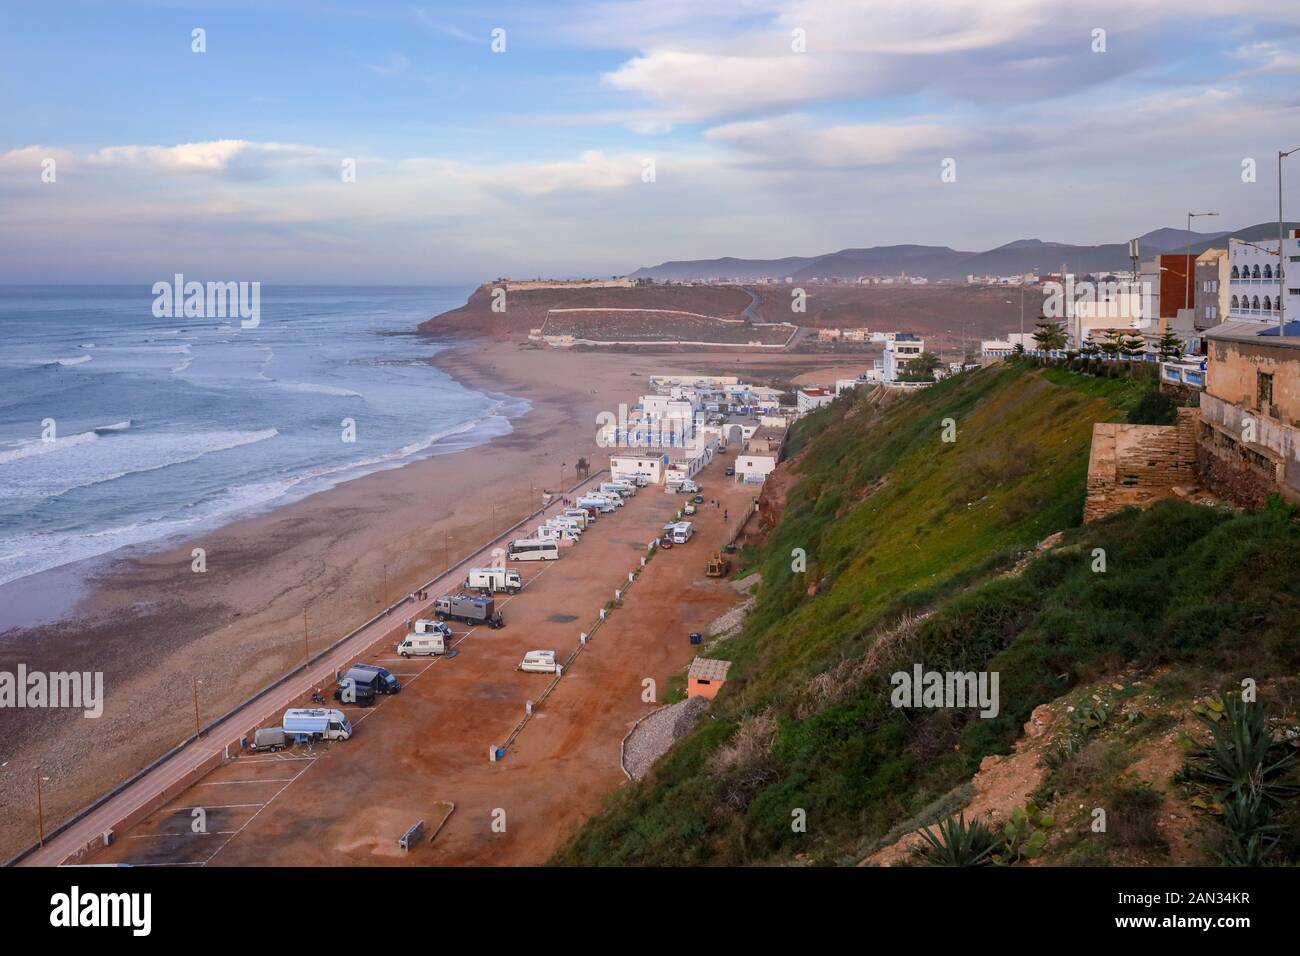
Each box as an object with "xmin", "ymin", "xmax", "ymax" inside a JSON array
[
  {"xmin": 508, "ymin": 538, "xmax": 561, "ymax": 561},
  {"xmin": 518, "ymin": 650, "xmax": 558, "ymax": 673}
]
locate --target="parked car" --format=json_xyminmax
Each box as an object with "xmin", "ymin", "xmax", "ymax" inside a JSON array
[
  {"xmin": 683, "ymin": 503, "xmax": 697, "ymax": 516},
  {"xmin": 725, "ymin": 466, "xmax": 735, "ymax": 476},
  {"xmin": 659, "ymin": 537, "xmax": 674, "ymax": 549},
  {"xmin": 693, "ymin": 494, "xmax": 704, "ymax": 504}
]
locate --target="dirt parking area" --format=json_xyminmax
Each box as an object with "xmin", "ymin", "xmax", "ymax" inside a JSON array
[{"xmin": 89, "ymin": 455, "xmax": 757, "ymax": 866}]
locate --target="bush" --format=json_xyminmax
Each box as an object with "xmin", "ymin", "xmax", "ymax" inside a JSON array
[{"xmin": 1126, "ymin": 388, "xmax": 1177, "ymax": 425}]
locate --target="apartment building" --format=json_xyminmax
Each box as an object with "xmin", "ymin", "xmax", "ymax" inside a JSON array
[{"xmin": 1227, "ymin": 233, "xmax": 1300, "ymax": 325}]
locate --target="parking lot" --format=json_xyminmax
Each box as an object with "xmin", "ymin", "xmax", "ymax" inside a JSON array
[{"xmin": 87, "ymin": 456, "xmax": 756, "ymax": 866}]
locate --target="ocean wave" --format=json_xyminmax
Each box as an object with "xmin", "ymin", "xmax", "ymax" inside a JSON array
[
  {"xmin": 0, "ymin": 428, "xmax": 280, "ymax": 500},
  {"xmin": 35, "ymin": 355, "xmax": 93, "ymax": 367},
  {"xmin": 269, "ymin": 380, "xmax": 363, "ymax": 397}
]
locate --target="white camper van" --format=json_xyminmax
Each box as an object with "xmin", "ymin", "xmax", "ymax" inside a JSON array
[
  {"xmin": 561, "ymin": 508, "xmax": 591, "ymax": 528},
  {"xmin": 600, "ymin": 481, "xmax": 634, "ymax": 498},
  {"xmin": 282, "ymin": 708, "xmax": 352, "ymax": 741},
  {"xmin": 577, "ymin": 495, "xmax": 617, "ymax": 513},
  {"xmin": 518, "ymin": 650, "xmax": 558, "ymax": 673},
  {"xmin": 508, "ymin": 538, "xmax": 561, "ymax": 561},
  {"xmin": 465, "ymin": 567, "xmax": 523, "ymax": 594},
  {"xmin": 591, "ymin": 491, "xmax": 624, "ymax": 508},
  {"xmin": 397, "ymin": 630, "xmax": 447, "ymax": 657},
  {"xmin": 671, "ymin": 521, "xmax": 694, "ymax": 544},
  {"xmin": 535, "ymin": 524, "xmax": 579, "ymax": 544}
]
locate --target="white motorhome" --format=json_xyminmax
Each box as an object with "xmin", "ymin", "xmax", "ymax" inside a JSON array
[
  {"xmin": 547, "ymin": 515, "xmax": 584, "ymax": 533},
  {"xmin": 591, "ymin": 491, "xmax": 624, "ymax": 507},
  {"xmin": 465, "ymin": 567, "xmax": 523, "ymax": 594},
  {"xmin": 535, "ymin": 524, "xmax": 579, "ymax": 544},
  {"xmin": 577, "ymin": 495, "xmax": 616, "ymax": 514},
  {"xmin": 600, "ymin": 481, "xmax": 635, "ymax": 498},
  {"xmin": 561, "ymin": 508, "xmax": 591, "ymax": 528},
  {"xmin": 508, "ymin": 538, "xmax": 561, "ymax": 561},
  {"xmin": 282, "ymin": 708, "xmax": 352, "ymax": 741},
  {"xmin": 397, "ymin": 630, "xmax": 447, "ymax": 657},
  {"xmin": 518, "ymin": 650, "xmax": 558, "ymax": 673},
  {"xmin": 671, "ymin": 521, "xmax": 694, "ymax": 544}
]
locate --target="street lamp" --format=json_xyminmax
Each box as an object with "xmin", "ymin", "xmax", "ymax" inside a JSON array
[
  {"xmin": 192, "ymin": 677, "xmax": 203, "ymax": 738},
  {"xmin": 36, "ymin": 772, "xmax": 50, "ymax": 847},
  {"xmin": 1280, "ymin": 148, "xmax": 1300, "ymax": 334},
  {"xmin": 1185, "ymin": 211, "xmax": 1219, "ymax": 326}
]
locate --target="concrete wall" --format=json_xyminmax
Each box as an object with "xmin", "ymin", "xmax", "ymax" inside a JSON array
[{"xmin": 1206, "ymin": 339, "xmax": 1300, "ymax": 426}]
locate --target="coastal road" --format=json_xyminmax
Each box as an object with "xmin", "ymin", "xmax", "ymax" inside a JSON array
[{"xmin": 17, "ymin": 473, "xmax": 613, "ymax": 868}]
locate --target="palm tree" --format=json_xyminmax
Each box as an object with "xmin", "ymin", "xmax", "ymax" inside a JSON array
[{"xmin": 575, "ymin": 457, "xmax": 590, "ymax": 479}]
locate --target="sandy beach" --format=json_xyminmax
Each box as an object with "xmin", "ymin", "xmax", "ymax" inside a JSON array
[{"xmin": 0, "ymin": 327, "xmax": 863, "ymax": 860}]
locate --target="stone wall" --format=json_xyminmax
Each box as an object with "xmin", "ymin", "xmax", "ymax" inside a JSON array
[{"xmin": 1083, "ymin": 408, "xmax": 1199, "ymax": 522}]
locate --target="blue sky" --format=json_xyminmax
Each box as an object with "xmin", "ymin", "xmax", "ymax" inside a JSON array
[{"xmin": 2, "ymin": 1, "xmax": 1300, "ymax": 283}]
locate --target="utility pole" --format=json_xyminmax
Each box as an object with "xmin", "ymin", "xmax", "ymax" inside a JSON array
[
  {"xmin": 1186, "ymin": 211, "xmax": 1219, "ymax": 330},
  {"xmin": 1280, "ymin": 148, "xmax": 1299, "ymax": 335},
  {"xmin": 192, "ymin": 676, "xmax": 201, "ymax": 738},
  {"xmin": 303, "ymin": 609, "xmax": 309, "ymax": 665},
  {"xmin": 36, "ymin": 771, "xmax": 48, "ymax": 848}
]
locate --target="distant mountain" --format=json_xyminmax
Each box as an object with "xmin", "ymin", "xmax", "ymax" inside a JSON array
[{"xmin": 629, "ymin": 223, "xmax": 1287, "ymax": 282}]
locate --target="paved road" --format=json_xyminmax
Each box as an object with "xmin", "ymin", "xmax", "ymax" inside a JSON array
[{"xmin": 16, "ymin": 474, "xmax": 608, "ymax": 867}]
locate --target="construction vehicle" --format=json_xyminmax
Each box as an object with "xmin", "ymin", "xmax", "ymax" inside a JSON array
[{"xmin": 706, "ymin": 552, "xmax": 731, "ymax": 577}]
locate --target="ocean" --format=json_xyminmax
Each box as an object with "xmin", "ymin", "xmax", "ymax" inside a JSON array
[{"xmin": 0, "ymin": 285, "xmax": 524, "ymax": 598}]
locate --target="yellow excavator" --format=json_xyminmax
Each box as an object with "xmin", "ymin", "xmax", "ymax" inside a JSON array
[{"xmin": 706, "ymin": 552, "xmax": 731, "ymax": 577}]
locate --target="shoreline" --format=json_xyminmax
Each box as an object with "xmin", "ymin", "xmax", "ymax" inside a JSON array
[
  {"xmin": 0, "ymin": 322, "xmax": 861, "ymax": 860},
  {"xmin": 0, "ymin": 333, "xmax": 654, "ymax": 858}
]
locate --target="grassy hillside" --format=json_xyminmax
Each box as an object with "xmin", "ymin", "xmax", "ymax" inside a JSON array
[{"xmin": 554, "ymin": 364, "xmax": 1300, "ymax": 866}]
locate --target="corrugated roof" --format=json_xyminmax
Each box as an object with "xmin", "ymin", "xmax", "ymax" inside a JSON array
[{"xmin": 688, "ymin": 657, "xmax": 732, "ymax": 681}]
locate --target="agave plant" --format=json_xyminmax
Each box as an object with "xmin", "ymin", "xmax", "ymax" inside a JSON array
[
  {"xmin": 1195, "ymin": 696, "xmax": 1296, "ymax": 803},
  {"xmin": 913, "ymin": 812, "xmax": 1000, "ymax": 867}
]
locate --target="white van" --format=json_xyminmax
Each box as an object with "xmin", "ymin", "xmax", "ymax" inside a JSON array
[
  {"xmin": 465, "ymin": 567, "xmax": 523, "ymax": 594},
  {"xmin": 671, "ymin": 521, "xmax": 694, "ymax": 544},
  {"xmin": 508, "ymin": 538, "xmax": 561, "ymax": 561},
  {"xmin": 283, "ymin": 708, "xmax": 352, "ymax": 741},
  {"xmin": 518, "ymin": 650, "xmax": 558, "ymax": 673},
  {"xmin": 397, "ymin": 631, "xmax": 447, "ymax": 657}
]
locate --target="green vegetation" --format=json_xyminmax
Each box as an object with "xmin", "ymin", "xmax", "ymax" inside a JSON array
[
  {"xmin": 553, "ymin": 364, "xmax": 1300, "ymax": 866},
  {"xmin": 913, "ymin": 813, "xmax": 999, "ymax": 866},
  {"xmin": 1126, "ymin": 388, "xmax": 1178, "ymax": 425}
]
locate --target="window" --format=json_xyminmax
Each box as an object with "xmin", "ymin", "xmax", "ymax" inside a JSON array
[{"xmin": 1257, "ymin": 372, "xmax": 1274, "ymax": 412}]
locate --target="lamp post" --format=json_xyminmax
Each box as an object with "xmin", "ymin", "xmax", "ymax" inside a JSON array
[
  {"xmin": 1280, "ymin": 148, "xmax": 1300, "ymax": 334},
  {"xmin": 192, "ymin": 677, "xmax": 202, "ymax": 738},
  {"xmin": 36, "ymin": 772, "xmax": 50, "ymax": 847},
  {"xmin": 1185, "ymin": 211, "xmax": 1219, "ymax": 328}
]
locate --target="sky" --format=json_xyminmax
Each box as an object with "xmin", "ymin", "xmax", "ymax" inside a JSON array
[{"xmin": 2, "ymin": 0, "xmax": 1300, "ymax": 283}]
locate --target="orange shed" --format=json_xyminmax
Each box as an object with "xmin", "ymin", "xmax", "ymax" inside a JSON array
[{"xmin": 687, "ymin": 657, "xmax": 732, "ymax": 700}]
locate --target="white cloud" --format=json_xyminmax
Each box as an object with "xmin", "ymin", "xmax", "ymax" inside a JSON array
[{"xmin": 708, "ymin": 115, "xmax": 961, "ymax": 167}]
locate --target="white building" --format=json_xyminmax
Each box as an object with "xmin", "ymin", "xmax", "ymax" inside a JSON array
[
  {"xmin": 610, "ymin": 454, "xmax": 666, "ymax": 484},
  {"xmin": 796, "ymin": 387, "xmax": 835, "ymax": 414},
  {"xmin": 734, "ymin": 454, "xmax": 777, "ymax": 484},
  {"xmin": 883, "ymin": 335, "xmax": 924, "ymax": 381},
  {"xmin": 1228, "ymin": 234, "xmax": 1300, "ymax": 324}
]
